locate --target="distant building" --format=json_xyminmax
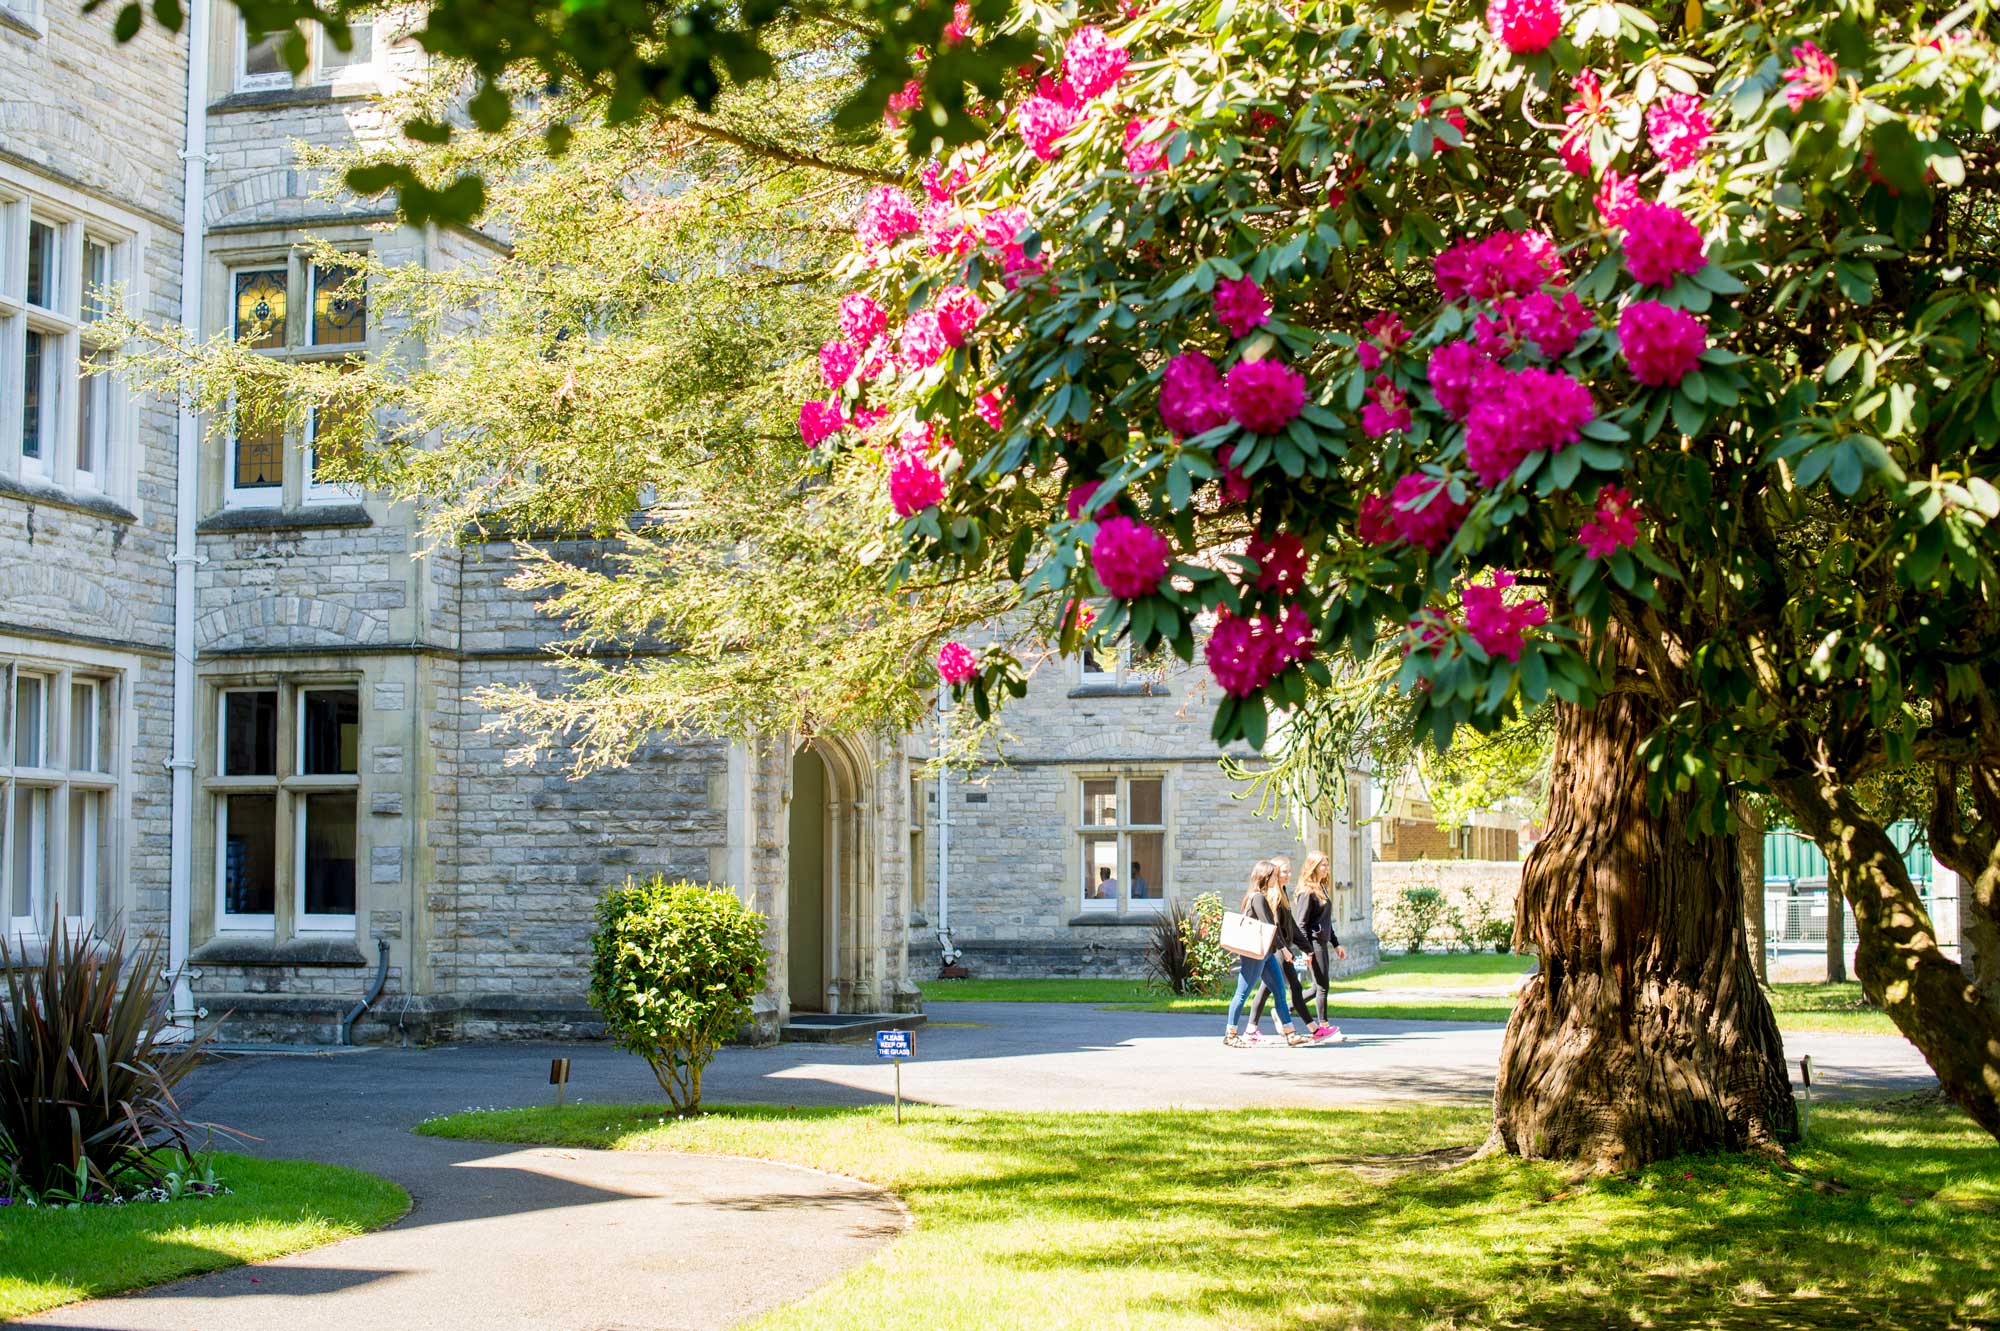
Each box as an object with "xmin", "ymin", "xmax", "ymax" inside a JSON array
[{"xmin": 1372, "ymin": 779, "xmax": 1525, "ymax": 863}]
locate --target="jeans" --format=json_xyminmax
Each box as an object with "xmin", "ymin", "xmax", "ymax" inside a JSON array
[
  {"xmin": 1252, "ymin": 950, "xmax": 1315, "ymax": 1028},
  {"xmin": 1226, "ymin": 953, "xmax": 1292, "ymax": 1032}
]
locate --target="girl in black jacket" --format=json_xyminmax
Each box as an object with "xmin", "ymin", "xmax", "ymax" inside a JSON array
[
  {"xmin": 1223, "ymin": 860, "xmax": 1308, "ymax": 1047},
  {"xmin": 1254, "ymin": 852, "xmax": 1348, "ymax": 1041}
]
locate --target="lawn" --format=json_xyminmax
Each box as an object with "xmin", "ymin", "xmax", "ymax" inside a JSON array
[
  {"xmin": 923, "ymin": 958, "xmax": 1903, "ymax": 1034},
  {"xmin": 421, "ymin": 1097, "xmax": 1998, "ymax": 1330},
  {"xmin": 0, "ymin": 1154, "xmax": 408, "ymax": 1320}
]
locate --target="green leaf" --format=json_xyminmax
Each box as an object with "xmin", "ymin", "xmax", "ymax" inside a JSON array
[
  {"xmin": 1824, "ymin": 344, "xmax": 1862, "ymax": 385},
  {"xmin": 113, "ymin": 2, "xmax": 142, "ymax": 41}
]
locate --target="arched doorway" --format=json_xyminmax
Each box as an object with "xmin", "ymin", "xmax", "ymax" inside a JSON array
[{"xmin": 787, "ymin": 745, "xmax": 830, "ymax": 1013}]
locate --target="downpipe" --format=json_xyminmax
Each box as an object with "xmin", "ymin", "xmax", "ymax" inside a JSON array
[{"xmin": 340, "ymin": 938, "xmax": 390, "ymax": 1046}]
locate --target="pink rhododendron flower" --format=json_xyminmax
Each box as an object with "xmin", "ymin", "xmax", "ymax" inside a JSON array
[
  {"xmin": 899, "ymin": 421, "xmax": 950, "ymax": 455},
  {"xmin": 936, "ymin": 641, "xmax": 978, "ymax": 683},
  {"xmin": 1594, "ymin": 169, "xmax": 1640, "ymax": 227},
  {"xmin": 1248, "ymin": 532, "xmax": 1309, "ymax": 596},
  {"xmin": 1019, "ymin": 91, "xmax": 1082, "ymax": 161},
  {"xmin": 942, "ymin": 1, "xmax": 973, "ymax": 45},
  {"xmin": 1246, "ymin": 108, "xmax": 1283, "ymax": 135},
  {"xmin": 1578, "ymin": 485, "xmax": 1642, "ymax": 558},
  {"xmin": 1426, "ymin": 341, "xmax": 1500, "ymax": 420},
  {"xmin": 1225, "ymin": 359, "xmax": 1307, "ymax": 435},
  {"xmin": 1389, "ymin": 473, "xmax": 1470, "ymax": 552},
  {"xmin": 935, "ymin": 286, "xmax": 986, "ymax": 346},
  {"xmin": 819, "ymin": 339, "xmax": 860, "ymax": 390},
  {"xmin": 1618, "ymin": 301, "xmax": 1708, "ymax": 386},
  {"xmin": 857, "ymin": 187, "xmax": 919, "ymax": 251},
  {"xmin": 1090, "ymin": 516, "xmax": 1172, "ymax": 599},
  {"xmin": 1416, "ymin": 97, "xmax": 1469, "ymax": 152},
  {"xmin": 1205, "ymin": 605, "xmax": 1315, "ymax": 698},
  {"xmin": 923, "ymin": 200, "xmax": 976, "ymax": 259},
  {"xmin": 1463, "ymin": 367, "xmax": 1597, "ymax": 485},
  {"xmin": 982, "ymin": 206, "xmax": 1045, "ymax": 287},
  {"xmin": 1066, "ymin": 480, "xmax": 1115, "ymax": 521},
  {"xmin": 885, "ymin": 78, "xmax": 924, "ymax": 125},
  {"xmin": 888, "ymin": 451, "xmax": 945, "ymax": 516},
  {"xmin": 1476, "ymin": 290, "xmax": 1593, "ymax": 360},
  {"xmin": 1406, "ymin": 612, "xmax": 1456, "ymax": 658},
  {"xmin": 1361, "ymin": 313, "xmax": 1411, "ymax": 362},
  {"xmin": 1433, "ymin": 229, "xmax": 1564, "ymax": 303},
  {"xmin": 839, "ymin": 293, "xmax": 888, "ymax": 346},
  {"xmin": 1619, "ymin": 200, "xmax": 1707, "ymax": 286},
  {"xmin": 799, "ymin": 399, "xmax": 843, "ymax": 448},
  {"xmin": 846, "ymin": 405, "xmax": 886, "ymax": 432},
  {"xmin": 1561, "ymin": 71, "xmax": 1607, "ymax": 175},
  {"xmin": 1487, "ymin": 0, "xmax": 1563, "ymax": 53},
  {"xmin": 1123, "ymin": 118, "xmax": 1173, "ymax": 175},
  {"xmin": 898, "ymin": 310, "xmax": 949, "ymax": 368},
  {"xmin": 1647, "ymin": 93, "xmax": 1712, "ymax": 172},
  {"xmin": 1213, "ymin": 275, "xmax": 1272, "ymax": 338},
  {"xmin": 1063, "ymin": 25, "xmax": 1128, "ymax": 100},
  {"xmin": 974, "ymin": 388, "xmax": 1009, "ymax": 430},
  {"xmin": 1358, "ymin": 493, "xmax": 1399, "ymax": 546},
  {"xmin": 1217, "ymin": 445, "xmax": 1252, "ymax": 505},
  {"xmin": 1783, "ymin": 41, "xmax": 1839, "ymax": 111},
  {"xmin": 1361, "ymin": 376, "xmax": 1413, "ymax": 438},
  {"xmin": 1463, "ymin": 572, "xmax": 1548, "ymax": 662},
  {"xmin": 1159, "ymin": 352, "xmax": 1229, "ymax": 437}
]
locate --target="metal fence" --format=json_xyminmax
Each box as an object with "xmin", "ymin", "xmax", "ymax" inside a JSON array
[{"xmin": 1764, "ymin": 878, "xmax": 1960, "ymax": 957}]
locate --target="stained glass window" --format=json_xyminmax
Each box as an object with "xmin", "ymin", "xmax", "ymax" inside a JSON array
[
  {"xmin": 233, "ymin": 269, "xmax": 287, "ymax": 348},
  {"xmin": 233, "ymin": 408, "xmax": 283, "ymax": 490},
  {"xmin": 311, "ymin": 263, "xmax": 365, "ymax": 346}
]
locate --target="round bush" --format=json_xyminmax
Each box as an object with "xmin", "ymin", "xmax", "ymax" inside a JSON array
[{"xmin": 587, "ymin": 876, "xmax": 768, "ymax": 1112}]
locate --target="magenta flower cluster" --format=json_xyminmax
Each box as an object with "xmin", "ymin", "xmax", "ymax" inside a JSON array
[
  {"xmin": 1464, "ymin": 367, "xmax": 1597, "ymax": 485},
  {"xmin": 888, "ymin": 450, "xmax": 945, "ymax": 516},
  {"xmin": 1618, "ymin": 301, "xmax": 1707, "ymax": 386},
  {"xmin": 1225, "ymin": 359, "xmax": 1306, "ymax": 435},
  {"xmin": 1618, "ymin": 200, "xmax": 1707, "ymax": 286},
  {"xmin": 1213, "ymin": 276, "xmax": 1272, "ymax": 338},
  {"xmin": 1474, "ymin": 290, "xmax": 1593, "ymax": 360},
  {"xmin": 936, "ymin": 641, "xmax": 978, "ymax": 684},
  {"xmin": 1205, "ymin": 605, "xmax": 1314, "ymax": 698},
  {"xmin": 1090, "ymin": 515, "xmax": 1173, "ymax": 599},
  {"xmin": 1159, "ymin": 352, "xmax": 1230, "ymax": 437},
  {"xmin": 1434, "ymin": 229, "xmax": 1564, "ymax": 303},
  {"xmin": 1362, "ymin": 474, "xmax": 1470, "ymax": 552},
  {"xmin": 1578, "ymin": 486, "xmax": 1642, "ymax": 558},
  {"xmin": 1123, "ymin": 118, "xmax": 1172, "ymax": 175},
  {"xmin": 1646, "ymin": 94, "xmax": 1712, "ymax": 171},
  {"xmin": 857, "ymin": 187, "xmax": 918, "ymax": 252},
  {"xmin": 1783, "ymin": 41, "xmax": 1839, "ymax": 111},
  {"xmin": 1486, "ymin": 0, "xmax": 1564, "ymax": 54},
  {"xmin": 935, "ymin": 286, "xmax": 986, "ymax": 346},
  {"xmin": 898, "ymin": 310, "xmax": 949, "ymax": 368},
  {"xmin": 1463, "ymin": 573, "xmax": 1548, "ymax": 662},
  {"xmin": 1248, "ymin": 533, "xmax": 1309, "ymax": 596},
  {"xmin": 839, "ymin": 293, "xmax": 888, "ymax": 345},
  {"xmin": 799, "ymin": 400, "xmax": 843, "ymax": 448},
  {"xmin": 1361, "ymin": 376, "xmax": 1412, "ymax": 438},
  {"xmin": 1064, "ymin": 25, "xmax": 1129, "ymax": 100}
]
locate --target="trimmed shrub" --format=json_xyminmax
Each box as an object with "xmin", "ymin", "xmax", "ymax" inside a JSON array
[
  {"xmin": 1388, "ymin": 885, "xmax": 1451, "ymax": 955},
  {"xmin": 1, "ymin": 928, "xmax": 216, "ymax": 1199},
  {"xmin": 1177, "ymin": 892, "xmax": 1234, "ymax": 995},
  {"xmin": 587, "ymin": 876, "xmax": 768, "ymax": 1112}
]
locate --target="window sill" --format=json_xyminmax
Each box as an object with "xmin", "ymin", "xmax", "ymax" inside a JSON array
[
  {"xmin": 190, "ymin": 936, "xmax": 368, "ymax": 966},
  {"xmin": 0, "ymin": 7, "xmax": 45, "ymax": 39},
  {"xmin": 210, "ymin": 85, "xmax": 369, "ymax": 114},
  {"xmin": 1066, "ymin": 914, "xmax": 1162, "ymax": 928},
  {"xmin": 199, "ymin": 503, "xmax": 371, "ymax": 533},
  {"xmin": 0, "ymin": 473, "xmax": 137, "ymax": 522},
  {"xmin": 1067, "ymin": 683, "xmax": 1169, "ymax": 699}
]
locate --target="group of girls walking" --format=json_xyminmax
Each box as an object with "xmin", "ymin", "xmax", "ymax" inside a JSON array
[{"xmin": 1223, "ymin": 850, "xmax": 1348, "ymax": 1048}]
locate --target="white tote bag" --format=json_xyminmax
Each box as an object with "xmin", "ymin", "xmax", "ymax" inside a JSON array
[{"xmin": 1219, "ymin": 910, "xmax": 1277, "ymax": 960}]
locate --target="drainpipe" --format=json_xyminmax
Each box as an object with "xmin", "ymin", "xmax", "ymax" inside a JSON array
[
  {"xmin": 340, "ymin": 937, "xmax": 390, "ymax": 1045},
  {"xmin": 935, "ymin": 684, "xmax": 957, "ymax": 972},
  {"xmin": 165, "ymin": 0, "xmax": 211, "ymax": 1036}
]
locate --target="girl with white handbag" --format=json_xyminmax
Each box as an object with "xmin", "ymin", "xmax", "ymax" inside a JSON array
[{"xmin": 1221, "ymin": 860, "xmax": 1309, "ymax": 1048}]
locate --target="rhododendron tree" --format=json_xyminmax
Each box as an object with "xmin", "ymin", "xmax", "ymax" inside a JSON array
[{"xmin": 813, "ymin": 0, "xmax": 2000, "ymax": 1164}]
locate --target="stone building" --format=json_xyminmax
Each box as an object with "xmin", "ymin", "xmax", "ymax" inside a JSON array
[{"xmin": 0, "ymin": 2, "xmax": 1371, "ymax": 1043}]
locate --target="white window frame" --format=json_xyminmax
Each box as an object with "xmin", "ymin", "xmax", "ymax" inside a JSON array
[
  {"xmin": 291, "ymin": 686, "xmax": 359, "ymax": 932},
  {"xmin": 1075, "ymin": 772, "xmax": 1169, "ymax": 917},
  {"xmin": 213, "ymin": 686, "xmax": 280, "ymax": 930},
  {"xmin": 236, "ymin": 20, "xmax": 294, "ymax": 92},
  {"xmin": 313, "ymin": 17, "xmax": 377, "ymax": 83},
  {"xmin": 1, "ymin": 642, "xmax": 128, "ymax": 942},
  {"xmin": 0, "ymin": 170, "xmax": 141, "ymax": 504},
  {"xmin": 219, "ymin": 251, "xmax": 370, "ymax": 509},
  {"xmin": 0, "ymin": 0, "xmax": 49, "ymax": 34}
]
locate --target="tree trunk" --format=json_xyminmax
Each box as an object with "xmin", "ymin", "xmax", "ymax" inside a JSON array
[
  {"xmin": 1492, "ymin": 687, "xmax": 1797, "ymax": 1172},
  {"xmin": 1825, "ymin": 869, "xmax": 1848, "ymax": 983},
  {"xmin": 1781, "ymin": 772, "xmax": 2000, "ymax": 1143},
  {"xmin": 1738, "ymin": 800, "xmax": 1768, "ymax": 985}
]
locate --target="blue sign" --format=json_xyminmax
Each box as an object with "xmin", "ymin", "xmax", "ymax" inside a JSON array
[{"xmin": 876, "ymin": 1029, "xmax": 915, "ymax": 1059}]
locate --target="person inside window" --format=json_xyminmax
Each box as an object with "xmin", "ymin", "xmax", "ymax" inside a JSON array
[
  {"xmin": 1089, "ymin": 865, "xmax": 1119, "ymax": 900},
  {"xmin": 1130, "ymin": 861, "xmax": 1152, "ymax": 899}
]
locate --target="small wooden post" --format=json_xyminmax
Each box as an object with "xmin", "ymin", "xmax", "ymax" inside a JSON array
[
  {"xmin": 550, "ymin": 1057, "xmax": 571, "ymax": 1109},
  {"xmin": 1798, "ymin": 1055, "xmax": 1814, "ymax": 1140}
]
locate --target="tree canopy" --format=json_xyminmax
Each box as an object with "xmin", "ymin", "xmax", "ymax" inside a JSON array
[{"xmin": 813, "ymin": 0, "xmax": 2000, "ymax": 1140}]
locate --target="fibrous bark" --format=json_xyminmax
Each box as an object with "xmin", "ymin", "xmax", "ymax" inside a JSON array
[{"xmin": 1492, "ymin": 681, "xmax": 1797, "ymax": 1172}]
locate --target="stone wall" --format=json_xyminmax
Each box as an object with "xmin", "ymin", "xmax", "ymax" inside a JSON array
[{"xmin": 1371, "ymin": 859, "xmax": 1523, "ymax": 953}]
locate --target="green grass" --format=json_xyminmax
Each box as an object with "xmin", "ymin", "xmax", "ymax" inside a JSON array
[
  {"xmin": 0, "ymin": 1154, "xmax": 408, "ymax": 1320},
  {"xmin": 420, "ymin": 1098, "xmax": 1999, "ymax": 1330},
  {"xmin": 924, "ymin": 959, "xmax": 1903, "ymax": 1034}
]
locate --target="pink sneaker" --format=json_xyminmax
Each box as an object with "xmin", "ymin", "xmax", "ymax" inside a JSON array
[
  {"xmin": 1243, "ymin": 1029, "xmax": 1266, "ymax": 1045},
  {"xmin": 1315, "ymin": 1024, "xmax": 1344, "ymax": 1043}
]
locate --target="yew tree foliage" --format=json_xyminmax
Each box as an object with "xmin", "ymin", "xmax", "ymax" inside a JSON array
[{"xmin": 819, "ymin": 1, "xmax": 2000, "ymax": 1126}]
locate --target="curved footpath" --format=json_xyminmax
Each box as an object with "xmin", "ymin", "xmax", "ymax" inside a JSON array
[
  {"xmin": 17, "ymin": 1051, "xmax": 906, "ymax": 1331},
  {"xmin": 16, "ymin": 1003, "xmax": 1934, "ymax": 1330}
]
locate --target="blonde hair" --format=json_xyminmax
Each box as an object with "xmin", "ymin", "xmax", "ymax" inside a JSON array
[
  {"xmin": 1242, "ymin": 859, "xmax": 1279, "ymax": 911},
  {"xmin": 1301, "ymin": 851, "xmax": 1332, "ymax": 901}
]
